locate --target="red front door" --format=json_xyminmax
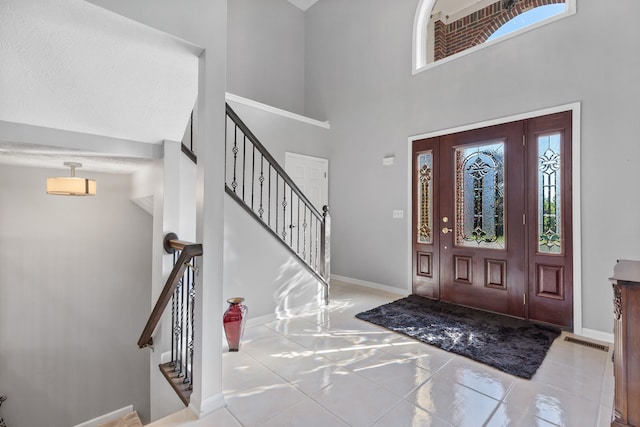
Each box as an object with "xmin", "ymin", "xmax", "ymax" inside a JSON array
[{"xmin": 412, "ymin": 112, "xmax": 573, "ymax": 328}]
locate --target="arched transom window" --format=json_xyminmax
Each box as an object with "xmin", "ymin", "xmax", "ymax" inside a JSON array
[{"xmin": 413, "ymin": 0, "xmax": 576, "ymax": 72}]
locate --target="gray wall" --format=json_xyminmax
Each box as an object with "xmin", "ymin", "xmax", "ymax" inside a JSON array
[
  {"xmin": 227, "ymin": 99, "xmax": 330, "ymax": 163},
  {"xmin": 224, "ymin": 197, "xmax": 324, "ymax": 321},
  {"xmin": 305, "ymin": 0, "xmax": 640, "ymax": 334},
  {"xmin": 227, "ymin": 0, "xmax": 306, "ymax": 115},
  {"xmin": 0, "ymin": 165, "xmax": 152, "ymax": 426}
]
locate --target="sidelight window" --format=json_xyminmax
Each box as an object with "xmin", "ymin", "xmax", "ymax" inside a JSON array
[
  {"xmin": 417, "ymin": 151, "xmax": 434, "ymax": 244},
  {"xmin": 537, "ymin": 133, "xmax": 562, "ymax": 254}
]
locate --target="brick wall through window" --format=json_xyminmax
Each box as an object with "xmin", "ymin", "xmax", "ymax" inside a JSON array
[{"xmin": 433, "ymin": 0, "xmax": 565, "ymax": 61}]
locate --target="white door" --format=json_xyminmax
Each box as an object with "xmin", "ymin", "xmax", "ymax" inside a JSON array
[{"xmin": 285, "ymin": 152, "xmax": 329, "ymax": 212}]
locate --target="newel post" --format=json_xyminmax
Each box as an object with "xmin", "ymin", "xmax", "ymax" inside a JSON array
[{"xmin": 320, "ymin": 205, "xmax": 331, "ymax": 305}]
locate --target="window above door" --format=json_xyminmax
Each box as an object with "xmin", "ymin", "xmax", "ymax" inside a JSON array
[{"xmin": 413, "ymin": 0, "xmax": 576, "ymax": 73}]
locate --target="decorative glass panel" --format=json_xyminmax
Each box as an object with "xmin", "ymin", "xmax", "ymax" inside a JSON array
[
  {"xmin": 538, "ymin": 133, "xmax": 562, "ymax": 253},
  {"xmin": 455, "ymin": 142, "xmax": 505, "ymax": 249},
  {"xmin": 417, "ymin": 151, "xmax": 433, "ymax": 244}
]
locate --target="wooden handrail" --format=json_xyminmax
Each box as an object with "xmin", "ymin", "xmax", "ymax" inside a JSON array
[{"xmin": 138, "ymin": 237, "xmax": 202, "ymax": 349}]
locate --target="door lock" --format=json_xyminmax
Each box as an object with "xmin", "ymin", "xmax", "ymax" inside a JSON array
[{"xmin": 442, "ymin": 227, "xmax": 453, "ymax": 234}]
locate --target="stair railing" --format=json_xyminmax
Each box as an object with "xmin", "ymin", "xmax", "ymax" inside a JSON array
[
  {"xmin": 0, "ymin": 395, "xmax": 7, "ymax": 427},
  {"xmin": 138, "ymin": 233, "xmax": 202, "ymax": 406},
  {"xmin": 225, "ymin": 104, "xmax": 330, "ymax": 303}
]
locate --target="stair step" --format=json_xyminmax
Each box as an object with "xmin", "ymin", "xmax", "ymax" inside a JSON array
[{"xmin": 98, "ymin": 411, "xmax": 143, "ymax": 427}]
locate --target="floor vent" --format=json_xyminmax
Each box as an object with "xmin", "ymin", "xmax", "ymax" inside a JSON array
[{"xmin": 564, "ymin": 336, "xmax": 609, "ymax": 352}]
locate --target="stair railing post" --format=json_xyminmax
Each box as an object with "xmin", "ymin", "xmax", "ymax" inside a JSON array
[{"xmin": 320, "ymin": 205, "xmax": 331, "ymax": 305}]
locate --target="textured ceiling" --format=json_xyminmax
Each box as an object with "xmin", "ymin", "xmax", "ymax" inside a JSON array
[{"xmin": 0, "ymin": 0, "xmax": 200, "ymax": 173}]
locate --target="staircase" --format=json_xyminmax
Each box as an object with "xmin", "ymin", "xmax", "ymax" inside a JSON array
[
  {"xmin": 224, "ymin": 103, "xmax": 331, "ymax": 303},
  {"xmin": 137, "ymin": 104, "xmax": 331, "ymax": 408}
]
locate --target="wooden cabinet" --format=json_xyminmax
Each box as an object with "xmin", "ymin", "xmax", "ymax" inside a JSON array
[{"xmin": 610, "ymin": 259, "xmax": 640, "ymax": 427}]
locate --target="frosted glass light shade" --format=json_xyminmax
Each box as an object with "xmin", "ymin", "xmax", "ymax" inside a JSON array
[{"xmin": 46, "ymin": 177, "xmax": 96, "ymax": 196}]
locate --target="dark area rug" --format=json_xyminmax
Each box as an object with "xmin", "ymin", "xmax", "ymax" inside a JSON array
[{"xmin": 356, "ymin": 295, "xmax": 560, "ymax": 379}]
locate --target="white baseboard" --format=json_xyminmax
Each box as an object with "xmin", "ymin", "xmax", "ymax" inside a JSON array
[
  {"xmin": 331, "ymin": 274, "xmax": 408, "ymax": 296},
  {"xmin": 188, "ymin": 392, "xmax": 226, "ymax": 419},
  {"xmin": 246, "ymin": 300, "xmax": 323, "ymax": 328},
  {"xmin": 580, "ymin": 328, "xmax": 614, "ymax": 344},
  {"xmin": 160, "ymin": 351, "xmax": 172, "ymax": 364},
  {"xmin": 73, "ymin": 405, "xmax": 133, "ymax": 427}
]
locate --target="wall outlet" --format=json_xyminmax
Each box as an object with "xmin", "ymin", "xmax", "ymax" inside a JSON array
[{"xmin": 392, "ymin": 210, "xmax": 404, "ymax": 219}]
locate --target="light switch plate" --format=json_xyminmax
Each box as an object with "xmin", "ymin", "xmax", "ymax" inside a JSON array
[{"xmin": 393, "ymin": 210, "xmax": 404, "ymax": 219}]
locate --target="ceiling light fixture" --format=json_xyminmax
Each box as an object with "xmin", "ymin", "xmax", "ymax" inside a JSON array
[{"xmin": 46, "ymin": 162, "xmax": 96, "ymax": 196}]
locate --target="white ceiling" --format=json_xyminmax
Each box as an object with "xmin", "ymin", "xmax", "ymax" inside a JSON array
[
  {"xmin": 0, "ymin": 0, "xmax": 200, "ymax": 173},
  {"xmin": 0, "ymin": 0, "xmax": 485, "ymax": 174}
]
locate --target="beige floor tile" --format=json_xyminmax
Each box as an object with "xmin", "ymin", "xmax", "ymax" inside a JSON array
[
  {"xmin": 405, "ymin": 374, "xmax": 500, "ymax": 426},
  {"xmin": 309, "ymin": 373, "xmax": 403, "ymax": 427},
  {"xmin": 373, "ymin": 400, "xmax": 452, "ymax": 426},
  {"xmin": 503, "ymin": 381, "xmax": 600, "ymax": 426},
  {"xmin": 202, "ymin": 282, "xmax": 612, "ymax": 427}
]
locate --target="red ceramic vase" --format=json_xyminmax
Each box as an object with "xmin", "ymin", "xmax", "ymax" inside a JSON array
[{"xmin": 223, "ymin": 297, "xmax": 247, "ymax": 352}]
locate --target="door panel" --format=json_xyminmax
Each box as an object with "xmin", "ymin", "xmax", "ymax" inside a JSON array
[
  {"xmin": 526, "ymin": 111, "xmax": 573, "ymax": 328},
  {"xmin": 439, "ymin": 121, "xmax": 526, "ymax": 317}
]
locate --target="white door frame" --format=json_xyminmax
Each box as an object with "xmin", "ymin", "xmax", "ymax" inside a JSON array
[{"xmin": 407, "ymin": 102, "xmax": 586, "ymax": 337}]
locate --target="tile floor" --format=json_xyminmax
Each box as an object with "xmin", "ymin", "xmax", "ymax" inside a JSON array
[{"xmin": 151, "ymin": 280, "xmax": 614, "ymax": 427}]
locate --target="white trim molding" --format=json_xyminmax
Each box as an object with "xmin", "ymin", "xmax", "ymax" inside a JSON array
[
  {"xmin": 225, "ymin": 93, "xmax": 330, "ymax": 129},
  {"xmin": 331, "ymin": 274, "xmax": 408, "ymax": 296},
  {"xmin": 188, "ymin": 393, "xmax": 226, "ymax": 419},
  {"xmin": 73, "ymin": 405, "xmax": 134, "ymax": 427},
  {"xmin": 407, "ymin": 102, "xmax": 583, "ymax": 333}
]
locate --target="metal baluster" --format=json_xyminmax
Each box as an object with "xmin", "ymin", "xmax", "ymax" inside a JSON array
[
  {"xmin": 231, "ymin": 126, "xmax": 238, "ymax": 193},
  {"xmin": 289, "ymin": 186, "xmax": 293, "ymax": 247},
  {"xmin": 315, "ymin": 218, "xmax": 319, "ymax": 271},
  {"xmin": 0, "ymin": 395, "xmax": 7, "ymax": 427},
  {"xmin": 178, "ymin": 276, "xmax": 184, "ymax": 376},
  {"xmin": 182, "ymin": 269, "xmax": 187, "ymax": 377},
  {"xmin": 174, "ymin": 253, "xmax": 182, "ymax": 371},
  {"xmin": 189, "ymin": 259, "xmax": 196, "ymax": 391},
  {"xmin": 251, "ymin": 146, "xmax": 256, "ymax": 210},
  {"xmin": 258, "ymin": 155, "xmax": 264, "ymax": 219},
  {"xmin": 268, "ymin": 165, "xmax": 272, "ymax": 226},
  {"xmin": 242, "ymin": 135, "xmax": 246, "ymax": 201},
  {"xmin": 171, "ymin": 251, "xmax": 177, "ymax": 367},
  {"xmin": 282, "ymin": 182, "xmax": 287, "ymax": 241},
  {"xmin": 310, "ymin": 210, "xmax": 314, "ymax": 264},
  {"xmin": 302, "ymin": 205, "xmax": 307, "ymax": 260},
  {"xmin": 297, "ymin": 198, "xmax": 300, "ymax": 253},
  {"xmin": 184, "ymin": 266, "xmax": 190, "ymax": 385},
  {"xmin": 275, "ymin": 174, "xmax": 279, "ymax": 234},
  {"xmin": 224, "ymin": 115, "xmax": 227, "ymax": 186}
]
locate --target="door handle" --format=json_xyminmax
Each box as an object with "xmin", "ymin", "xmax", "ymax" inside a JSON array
[{"xmin": 442, "ymin": 227, "xmax": 453, "ymax": 234}]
